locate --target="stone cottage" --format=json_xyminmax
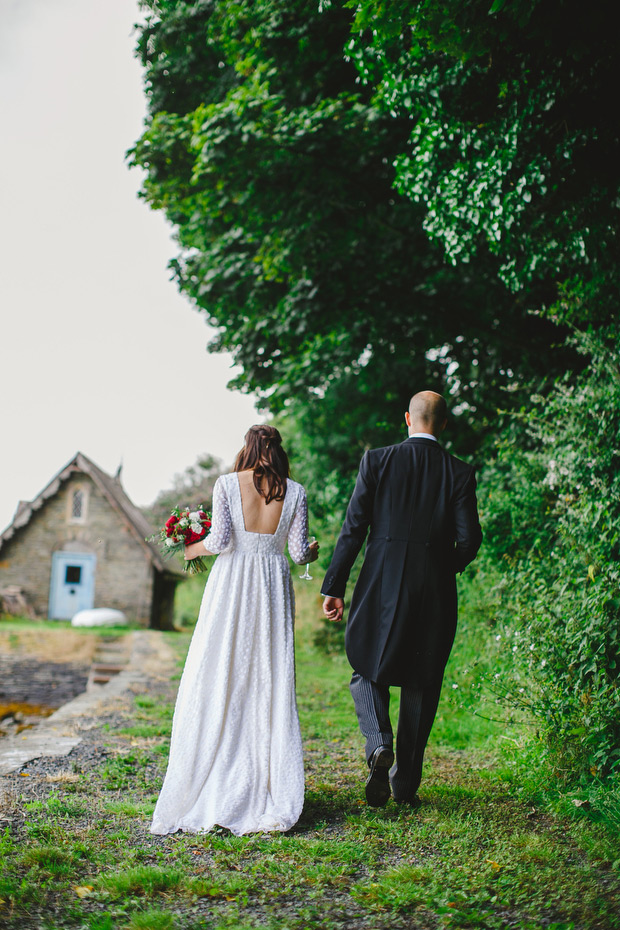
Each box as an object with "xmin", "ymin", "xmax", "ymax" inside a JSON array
[{"xmin": 0, "ymin": 453, "xmax": 182, "ymax": 628}]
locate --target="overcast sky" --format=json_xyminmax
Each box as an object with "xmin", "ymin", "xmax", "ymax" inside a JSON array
[{"xmin": 0, "ymin": 0, "xmax": 260, "ymax": 530}]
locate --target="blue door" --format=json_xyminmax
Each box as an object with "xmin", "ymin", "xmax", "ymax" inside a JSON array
[{"xmin": 49, "ymin": 552, "xmax": 96, "ymax": 620}]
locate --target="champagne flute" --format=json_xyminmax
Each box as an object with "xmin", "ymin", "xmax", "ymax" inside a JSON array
[{"xmin": 299, "ymin": 537, "xmax": 316, "ymax": 580}]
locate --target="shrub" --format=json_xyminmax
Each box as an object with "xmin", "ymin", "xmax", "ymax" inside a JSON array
[{"xmin": 480, "ymin": 332, "xmax": 620, "ymax": 783}]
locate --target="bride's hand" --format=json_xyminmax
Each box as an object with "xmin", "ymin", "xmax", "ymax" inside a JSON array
[
  {"xmin": 185, "ymin": 540, "xmax": 215, "ymax": 559},
  {"xmin": 307, "ymin": 539, "xmax": 320, "ymax": 563}
]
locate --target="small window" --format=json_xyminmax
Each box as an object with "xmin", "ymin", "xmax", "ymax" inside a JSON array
[
  {"xmin": 67, "ymin": 485, "xmax": 88, "ymax": 524},
  {"xmin": 72, "ymin": 490, "xmax": 83, "ymax": 519},
  {"xmin": 65, "ymin": 565, "xmax": 82, "ymax": 584}
]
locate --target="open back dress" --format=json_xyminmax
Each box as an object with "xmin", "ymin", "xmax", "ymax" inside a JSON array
[{"xmin": 150, "ymin": 472, "xmax": 312, "ymax": 836}]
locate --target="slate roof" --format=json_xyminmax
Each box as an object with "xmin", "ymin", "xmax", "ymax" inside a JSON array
[{"xmin": 0, "ymin": 452, "xmax": 181, "ymax": 576}]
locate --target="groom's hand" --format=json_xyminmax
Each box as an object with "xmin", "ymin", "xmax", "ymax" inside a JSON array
[{"xmin": 323, "ymin": 596, "xmax": 344, "ymax": 623}]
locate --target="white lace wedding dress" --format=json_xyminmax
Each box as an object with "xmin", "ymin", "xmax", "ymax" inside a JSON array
[{"xmin": 150, "ymin": 472, "xmax": 312, "ymax": 836}]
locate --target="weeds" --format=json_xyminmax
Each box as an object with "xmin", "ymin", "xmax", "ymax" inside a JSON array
[{"xmin": 95, "ymin": 865, "xmax": 184, "ymax": 897}]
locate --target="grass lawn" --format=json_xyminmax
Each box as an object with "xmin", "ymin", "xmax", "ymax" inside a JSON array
[{"xmin": 0, "ymin": 578, "xmax": 618, "ymax": 930}]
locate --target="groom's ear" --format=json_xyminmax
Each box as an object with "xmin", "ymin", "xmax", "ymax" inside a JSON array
[{"xmin": 405, "ymin": 411, "xmax": 412, "ymax": 428}]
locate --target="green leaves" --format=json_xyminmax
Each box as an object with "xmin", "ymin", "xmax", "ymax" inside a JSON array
[
  {"xmin": 478, "ymin": 332, "xmax": 620, "ymax": 781},
  {"xmin": 130, "ymin": 0, "xmax": 581, "ymax": 495},
  {"xmin": 348, "ymin": 0, "xmax": 620, "ymax": 326}
]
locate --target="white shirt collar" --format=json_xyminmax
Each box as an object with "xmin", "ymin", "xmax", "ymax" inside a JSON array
[{"xmin": 408, "ymin": 432, "xmax": 438, "ymax": 441}]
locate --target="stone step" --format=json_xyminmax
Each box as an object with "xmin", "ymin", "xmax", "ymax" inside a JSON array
[
  {"xmin": 90, "ymin": 664, "xmax": 126, "ymax": 675},
  {"xmin": 87, "ymin": 651, "xmax": 129, "ymax": 688}
]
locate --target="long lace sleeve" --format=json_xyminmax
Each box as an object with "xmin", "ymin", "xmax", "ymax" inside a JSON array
[
  {"xmin": 287, "ymin": 487, "xmax": 313, "ymax": 564},
  {"xmin": 202, "ymin": 477, "xmax": 232, "ymax": 554}
]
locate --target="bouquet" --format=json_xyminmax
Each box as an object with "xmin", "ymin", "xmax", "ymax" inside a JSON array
[{"xmin": 149, "ymin": 506, "xmax": 212, "ymax": 574}]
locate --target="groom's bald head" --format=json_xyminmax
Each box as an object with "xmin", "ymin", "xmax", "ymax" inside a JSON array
[{"xmin": 406, "ymin": 391, "xmax": 447, "ymax": 437}]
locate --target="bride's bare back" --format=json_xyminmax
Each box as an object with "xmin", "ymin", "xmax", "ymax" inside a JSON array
[{"xmin": 237, "ymin": 469, "xmax": 284, "ymax": 535}]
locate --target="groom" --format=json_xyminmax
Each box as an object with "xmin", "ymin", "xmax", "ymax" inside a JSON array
[{"xmin": 321, "ymin": 391, "xmax": 482, "ymax": 806}]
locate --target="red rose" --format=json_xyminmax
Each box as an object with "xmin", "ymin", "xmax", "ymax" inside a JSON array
[
  {"xmin": 185, "ymin": 529, "xmax": 206, "ymax": 544},
  {"xmin": 164, "ymin": 514, "xmax": 180, "ymax": 538}
]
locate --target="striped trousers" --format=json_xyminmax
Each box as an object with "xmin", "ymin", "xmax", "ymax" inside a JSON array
[{"xmin": 349, "ymin": 672, "xmax": 444, "ymax": 800}]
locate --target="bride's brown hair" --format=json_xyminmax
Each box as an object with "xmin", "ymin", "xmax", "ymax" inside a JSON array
[{"xmin": 233, "ymin": 425, "xmax": 290, "ymax": 504}]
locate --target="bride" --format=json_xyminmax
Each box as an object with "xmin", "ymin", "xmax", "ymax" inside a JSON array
[{"xmin": 150, "ymin": 425, "xmax": 319, "ymax": 836}]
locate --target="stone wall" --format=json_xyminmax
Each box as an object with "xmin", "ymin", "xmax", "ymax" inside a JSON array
[{"xmin": 0, "ymin": 474, "xmax": 153, "ymax": 623}]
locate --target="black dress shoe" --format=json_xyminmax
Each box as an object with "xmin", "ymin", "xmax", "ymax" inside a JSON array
[{"xmin": 365, "ymin": 746, "xmax": 394, "ymax": 807}]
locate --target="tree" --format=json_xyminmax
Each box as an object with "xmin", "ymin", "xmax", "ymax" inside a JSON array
[
  {"xmin": 142, "ymin": 454, "xmax": 224, "ymax": 529},
  {"xmin": 129, "ymin": 0, "xmax": 564, "ymax": 461},
  {"xmin": 346, "ymin": 0, "xmax": 619, "ymax": 335}
]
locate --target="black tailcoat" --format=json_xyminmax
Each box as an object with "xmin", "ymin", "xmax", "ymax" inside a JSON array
[{"xmin": 321, "ymin": 438, "xmax": 482, "ymax": 687}]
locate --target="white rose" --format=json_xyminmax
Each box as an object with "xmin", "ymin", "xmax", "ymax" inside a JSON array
[
  {"xmin": 190, "ymin": 523, "xmax": 203, "ymax": 534},
  {"xmin": 165, "ymin": 538, "xmax": 176, "ymax": 547},
  {"xmin": 189, "ymin": 511, "xmax": 201, "ymax": 521}
]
